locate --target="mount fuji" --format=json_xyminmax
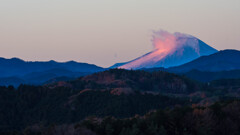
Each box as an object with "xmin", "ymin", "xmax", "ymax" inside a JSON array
[{"xmin": 112, "ymin": 31, "xmax": 218, "ymax": 69}]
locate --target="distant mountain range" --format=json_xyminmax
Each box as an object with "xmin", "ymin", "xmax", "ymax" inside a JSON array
[
  {"xmin": 0, "ymin": 58, "xmax": 104, "ymax": 86},
  {"xmin": 0, "ymin": 58, "xmax": 104, "ymax": 77},
  {"xmin": 0, "ymin": 48, "xmax": 240, "ymax": 86}
]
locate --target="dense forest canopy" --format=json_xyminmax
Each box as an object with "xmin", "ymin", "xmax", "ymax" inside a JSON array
[{"xmin": 0, "ymin": 69, "xmax": 240, "ymax": 135}]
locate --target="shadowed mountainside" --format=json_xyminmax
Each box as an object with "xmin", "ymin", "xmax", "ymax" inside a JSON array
[{"xmin": 168, "ymin": 49, "xmax": 240, "ymax": 72}]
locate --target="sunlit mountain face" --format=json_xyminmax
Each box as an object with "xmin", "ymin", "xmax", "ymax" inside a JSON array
[{"xmin": 119, "ymin": 30, "xmax": 218, "ymax": 69}]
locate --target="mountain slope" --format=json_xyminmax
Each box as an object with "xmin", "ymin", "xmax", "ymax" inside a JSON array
[
  {"xmin": 169, "ymin": 50, "xmax": 240, "ymax": 72},
  {"xmin": 114, "ymin": 31, "xmax": 217, "ymax": 69}
]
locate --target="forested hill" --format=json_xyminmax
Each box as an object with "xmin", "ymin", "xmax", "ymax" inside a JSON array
[{"xmin": 48, "ymin": 69, "xmax": 201, "ymax": 94}]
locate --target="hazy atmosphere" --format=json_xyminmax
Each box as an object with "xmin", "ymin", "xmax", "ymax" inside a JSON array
[
  {"xmin": 1, "ymin": 1, "xmax": 240, "ymax": 134},
  {"xmin": 1, "ymin": 0, "xmax": 239, "ymax": 67}
]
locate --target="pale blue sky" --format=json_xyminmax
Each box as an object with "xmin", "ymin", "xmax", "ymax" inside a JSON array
[{"xmin": 0, "ymin": 0, "xmax": 239, "ymax": 67}]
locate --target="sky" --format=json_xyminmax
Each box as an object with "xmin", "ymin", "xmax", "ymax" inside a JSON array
[{"xmin": 0, "ymin": 0, "xmax": 240, "ymax": 67}]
